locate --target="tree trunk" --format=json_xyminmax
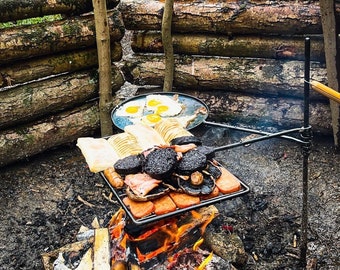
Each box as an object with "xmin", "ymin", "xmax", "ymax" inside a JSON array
[
  {"xmin": 0, "ymin": 10, "xmax": 124, "ymax": 64},
  {"xmin": 0, "ymin": 0, "xmax": 120, "ymax": 22},
  {"xmin": 122, "ymin": 55, "xmax": 328, "ymax": 100},
  {"xmin": 93, "ymin": 0, "xmax": 114, "ymax": 136},
  {"xmin": 162, "ymin": 0, "xmax": 174, "ymax": 92},
  {"xmin": 131, "ymin": 31, "xmax": 326, "ymax": 62},
  {"xmin": 120, "ymin": 0, "xmax": 322, "ymax": 35},
  {"xmin": 0, "ymin": 103, "xmax": 100, "ymax": 167},
  {"xmin": 0, "ymin": 44, "xmax": 122, "ymax": 88},
  {"xmin": 320, "ymin": 0, "xmax": 340, "ymax": 147},
  {"xmin": 0, "ymin": 66, "xmax": 124, "ymax": 129}
]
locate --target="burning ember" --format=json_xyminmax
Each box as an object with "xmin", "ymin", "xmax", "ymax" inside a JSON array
[
  {"xmin": 42, "ymin": 205, "xmax": 219, "ymax": 269},
  {"xmin": 109, "ymin": 205, "xmax": 218, "ymax": 269}
]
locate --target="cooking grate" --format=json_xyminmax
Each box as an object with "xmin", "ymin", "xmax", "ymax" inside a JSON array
[{"xmin": 100, "ymin": 169, "xmax": 250, "ymax": 225}]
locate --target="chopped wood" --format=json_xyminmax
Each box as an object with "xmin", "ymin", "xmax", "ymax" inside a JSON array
[{"xmin": 93, "ymin": 228, "xmax": 111, "ymax": 270}]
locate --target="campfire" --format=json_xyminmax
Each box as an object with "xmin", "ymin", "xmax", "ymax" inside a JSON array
[{"xmin": 42, "ymin": 205, "xmax": 220, "ymax": 269}]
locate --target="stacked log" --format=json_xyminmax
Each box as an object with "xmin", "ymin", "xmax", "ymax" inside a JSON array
[
  {"xmin": 120, "ymin": 0, "xmax": 333, "ymax": 133},
  {"xmin": 0, "ymin": 1, "xmax": 124, "ymax": 167}
]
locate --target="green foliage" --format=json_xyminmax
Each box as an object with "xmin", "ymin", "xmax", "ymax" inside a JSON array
[{"xmin": 0, "ymin": 14, "xmax": 62, "ymax": 29}]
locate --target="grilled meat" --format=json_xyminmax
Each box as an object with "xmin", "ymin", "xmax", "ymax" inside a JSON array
[
  {"xmin": 176, "ymin": 149, "xmax": 207, "ymax": 175},
  {"xmin": 143, "ymin": 147, "xmax": 178, "ymax": 179},
  {"xmin": 114, "ymin": 154, "xmax": 144, "ymax": 175},
  {"xmin": 170, "ymin": 135, "xmax": 202, "ymax": 146}
]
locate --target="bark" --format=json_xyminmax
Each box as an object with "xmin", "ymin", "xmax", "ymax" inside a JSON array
[
  {"xmin": 162, "ymin": 0, "xmax": 174, "ymax": 92},
  {"xmin": 132, "ymin": 31, "xmax": 326, "ymax": 62},
  {"xmin": 0, "ymin": 66, "xmax": 124, "ymax": 129},
  {"xmin": 122, "ymin": 55, "xmax": 328, "ymax": 100},
  {"xmin": 0, "ymin": 0, "xmax": 120, "ymax": 22},
  {"xmin": 93, "ymin": 0, "xmax": 113, "ymax": 136},
  {"xmin": 0, "ymin": 44, "xmax": 122, "ymax": 88},
  {"xmin": 136, "ymin": 87, "xmax": 332, "ymax": 134},
  {"xmin": 0, "ymin": 103, "xmax": 100, "ymax": 167},
  {"xmin": 196, "ymin": 90, "xmax": 332, "ymax": 135},
  {"xmin": 120, "ymin": 0, "xmax": 322, "ymax": 35},
  {"xmin": 0, "ymin": 10, "xmax": 124, "ymax": 64}
]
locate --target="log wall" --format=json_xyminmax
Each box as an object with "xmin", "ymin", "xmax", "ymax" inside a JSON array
[
  {"xmin": 0, "ymin": 0, "xmax": 124, "ymax": 167},
  {"xmin": 0, "ymin": 0, "xmax": 336, "ymax": 167},
  {"xmin": 119, "ymin": 0, "xmax": 334, "ymax": 134}
]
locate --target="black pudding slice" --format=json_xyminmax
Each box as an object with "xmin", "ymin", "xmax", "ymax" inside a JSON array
[
  {"xmin": 176, "ymin": 149, "xmax": 207, "ymax": 175},
  {"xmin": 114, "ymin": 154, "xmax": 143, "ymax": 175},
  {"xmin": 170, "ymin": 135, "xmax": 202, "ymax": 146},
  {"xmin": 144, "ymin": 148, "xmax": 178, "ymax": 179}
]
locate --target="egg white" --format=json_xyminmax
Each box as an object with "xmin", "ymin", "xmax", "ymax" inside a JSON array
[
  {"xmin": 115, "ymin": 100, "xmax": 145, "ymax": 118},
  {"xmin": 145, "ymin": 94, "xmax": 183, "ymax": 117}
]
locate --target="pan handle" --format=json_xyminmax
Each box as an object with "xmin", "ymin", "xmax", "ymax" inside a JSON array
[{"xmin": 202, "ymin": 121, "xmax": 308, "ymax": 151}]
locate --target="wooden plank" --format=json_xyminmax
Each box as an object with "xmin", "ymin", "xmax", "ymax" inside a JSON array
[{"xmin": 320, "ymin": 0, "xmax": 340, "ymax": 146}]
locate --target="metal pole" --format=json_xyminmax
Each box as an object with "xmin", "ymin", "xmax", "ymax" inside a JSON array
[{"xmin": 300, "ymin": 37, "xmax": 312, "ymax": 267}]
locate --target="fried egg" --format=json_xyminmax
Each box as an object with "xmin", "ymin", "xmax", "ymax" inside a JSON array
[
  {"xmin": 146, "ymin": 94, "xmax": 183, "ymax": 117},
  {"xmin": 115, "ymin": 100, "xmax": 145, "ymax": 118},
  {"xmin": 141, "ymin": 114, "xmax": 163, "ymax": 126}
]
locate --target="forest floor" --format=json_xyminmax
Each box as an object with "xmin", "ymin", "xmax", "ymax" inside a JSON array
[{"xmin": 0, "ymin": 124, "xmax": 338, "ymax": 270}]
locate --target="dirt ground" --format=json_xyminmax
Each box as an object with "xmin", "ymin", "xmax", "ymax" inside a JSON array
[{"xmin": 0, "ymin": 124, "xmax": 338, "ymax": 270}]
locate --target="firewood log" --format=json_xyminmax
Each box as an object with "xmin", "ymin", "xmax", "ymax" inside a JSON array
[
  {"xmin": 120, "ymin": 0, "xmax": 322, "ymax": 35},
  {"xmin": 0, "ymin": 0, "xmax": 120, "ymax": 22},
  {"xmin": 0, "ymin": 44, "xmax": 122, "ymax": 87},
  {"xmin": 0, "ymin": 10, "xmax": 124, "ymax": 64},
  {"xmin": 0, "ymin": 67, "xmax": 124, "ymax": 129},
  {"xmin": 122, "ymin": 54, "xmax": 327, "ymax": 99},
  {"xmin": 0, "ymin": 103, "xmax": 100, "ymax": 167},
  {"xmin": 131, "ymin": 31, "xmax": 326, "ymax": 62}
]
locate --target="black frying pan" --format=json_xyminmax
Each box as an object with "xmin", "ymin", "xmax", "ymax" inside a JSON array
[{"xmin": 111, "ymin": 92, "xmax": 209, "ymax": 130}]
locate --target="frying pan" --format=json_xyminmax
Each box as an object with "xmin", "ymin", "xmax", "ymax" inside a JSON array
[
  {"xmin": 111, "ymin": 92, "xmax": 209, "ymax": 130},
  {"xmin": 111, "ymin": 92, "xmax": 305, "ymax": 151}
]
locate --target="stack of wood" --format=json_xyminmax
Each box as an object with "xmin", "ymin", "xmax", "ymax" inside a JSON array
[
  {"xmin": 120, "ymin": 0, "xmax": 333, "ymax": 134},
  {"xmin": 0, "ymin": 0, "xmax": 125, "ymax": 167}
]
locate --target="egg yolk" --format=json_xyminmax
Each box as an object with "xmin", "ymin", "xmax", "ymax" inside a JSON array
[
  {"xmin": 147, "ymin": 99, "xmax": 162, "ymax": 107},
  {"xmin": 125, "ymin": 106, "xmax": 140, "ymax": 114},
  {"xmin": 155, "ymin": 105, "xmax": 169, "ymax": 114},
  {"xmin": 146, "ymin": 114, "xmax": 162, "ymax": 123}
]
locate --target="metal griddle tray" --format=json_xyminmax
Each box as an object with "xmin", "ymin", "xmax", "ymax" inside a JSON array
[{"xmin": 100, "ymin": 170, "xmax": 250, "ymax": 225}]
